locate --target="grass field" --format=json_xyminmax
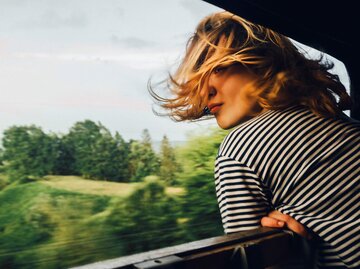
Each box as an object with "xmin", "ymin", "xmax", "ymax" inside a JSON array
[
  {"xmin": 0, "ymin": 173, "xmax": 9, "ymax": 190},
  {"xmin": 41, "ymin": 175, "xmax": 139, "ymax": 196},
  {"xmin": 41, "ymin": 175, "xmax": 184, "ymax": 197}
]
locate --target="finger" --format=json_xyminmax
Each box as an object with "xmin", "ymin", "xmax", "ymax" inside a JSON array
[
  {"xmin": 268, "ymin": 210, "xmax": 290, "ymax": 222},
  {"xmin": 261, "ymin": 216, "xmax": 285, "ymax": 228},
  {"xmin": 268, "ymin": 211, "xmax": 311, "ymax": 239},
  {"xmin": 286, "ymin": 220, "xmax": 309, "ymax": 239}
]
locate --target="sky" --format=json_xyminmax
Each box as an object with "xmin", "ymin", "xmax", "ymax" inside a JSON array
[
  {"xmin": 0, "ymin": 0, "xmax": 350, "ymax": 142},
  {"xmin": 0, "ymin": 0, "xmax": 223, "ymax": 142}
]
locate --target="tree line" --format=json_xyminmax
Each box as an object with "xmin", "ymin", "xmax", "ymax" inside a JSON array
[
  {"xmin": 0, "ymin": 120, "xmax": 179, "ymax": 184},
  {"xmin": 0, "ymin": 121, "xmax": 230, "ymax": 268}
]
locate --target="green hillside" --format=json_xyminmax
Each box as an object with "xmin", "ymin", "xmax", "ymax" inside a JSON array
[
  {"xmin": 0, "ymin": 181, "xmax": 113, "ymax": 268},
  {"xmin": 0, "ymin": 177, "xmax": 185, "ymax": 269},
  {"xmin": 0, "ymin": 127, "xmax": 226, "ymax": 268}
]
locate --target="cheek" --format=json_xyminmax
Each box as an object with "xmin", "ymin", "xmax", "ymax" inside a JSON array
[
  {"xmin": 225, "ymin": 78, "xmax": 252, "ymax": 102},
  {"xmin": 232, "ymin": 91, "xmax": 251, "ymax": 109},
  {"xmin": 223, "ymin": 94, "xmax": 259, "ymax": 126}
]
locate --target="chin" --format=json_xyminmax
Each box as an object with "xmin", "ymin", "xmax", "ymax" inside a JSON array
[
  {"xmin": 217, "ymin": 120, "xmax": 237, "ymax": 130},
  {"xmin": 217, "ymin": 116, "xmax": 252, "ymax": 130},
  {"xmin": 219, "ymin": 124, "xmax": 234, "ymax": 130}
]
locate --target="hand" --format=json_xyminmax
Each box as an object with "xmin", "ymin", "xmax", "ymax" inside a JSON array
[{"xmin": 261, "ymin": 210, "xmax": 313, "ymax": 240}]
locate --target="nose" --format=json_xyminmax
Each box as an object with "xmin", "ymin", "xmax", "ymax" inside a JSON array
[
  {"xmin": 208, "ymin": 86, "xmax": 216, "ymax": 99},
  {"xmin": 207, "ymin": 73, "xmax": 217, "ymax": 99}
]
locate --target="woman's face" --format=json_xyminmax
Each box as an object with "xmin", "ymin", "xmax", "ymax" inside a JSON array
[{"xmin": 206, "ymin": 64, "xmax": 263, "ymax": 129}]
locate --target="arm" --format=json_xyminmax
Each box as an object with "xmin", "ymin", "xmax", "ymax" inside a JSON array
[
  {"xmin": 215, "ymin": 155, "xmax": 271, "ymax": 233},
  {"xmin": 216, "ymin": 156, "xmax": 313, "ymax": 239}
]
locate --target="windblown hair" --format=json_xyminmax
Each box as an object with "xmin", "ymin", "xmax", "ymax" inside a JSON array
[{"xmin": 149, "ymin": 11, "xmax": 352, "ymax": 121}]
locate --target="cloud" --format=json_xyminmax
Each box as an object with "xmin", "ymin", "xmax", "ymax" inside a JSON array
[
  {"xmin": 20, "ymin": 9, "xmax": 88, "ymax": 29},
  {"xmin": 110, "ymin": 35, "xmax": 155, "ymax": 48},
  {"xmin": 114, "ymin": 6, "xmax": 125, "ymax": 18},
  {"xmin": 13, "ymin": 47, "xmax": 180, "ymax": 70},
  {"xmin": 0, "ymin": 0, "xmax": 30, "ymax": 6},
  {"xmin": 0, "ymin": 96, "xmax": 149, "ymax": 111}
]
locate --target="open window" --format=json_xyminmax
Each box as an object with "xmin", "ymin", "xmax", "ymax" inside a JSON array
[{"xmin": 0, "ymin": 1, "xmax": 357, "ymax": 268}]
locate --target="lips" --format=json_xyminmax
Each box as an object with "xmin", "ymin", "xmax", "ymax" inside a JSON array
[{"xmin": 208, "ymin": 103, "xmax": 222, "ymax": 114}]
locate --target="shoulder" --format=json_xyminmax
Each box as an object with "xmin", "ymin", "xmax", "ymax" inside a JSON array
[
  {"xmin": 217, "ymin": 106, "xmax": 305, "ymax": 157},
  {"xmin": 218, "ymin": 105, "xmax": 360, "ymax": 159}
]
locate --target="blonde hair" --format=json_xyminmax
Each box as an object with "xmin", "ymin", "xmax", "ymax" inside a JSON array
[{"xmin": 149, "ymin": 11, "xmax": 352, "ymax": 121}]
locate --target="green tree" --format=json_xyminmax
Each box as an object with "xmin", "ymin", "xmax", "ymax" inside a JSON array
[
  {"xmin": 177, "ymin": 127, "xmax": 229, "ymax": 241},
  {"xmin": 113, "ymin": 132, "xmax": 131, "ymax": 181},
  {"xmin": 91, "ymin": 131, "xmax": 130, "ymax": 181},
  {"xmin": 64, "ymin": 120, "xmax": 130, "ymax": 181},
  {"xmin": 159, "ymin": 135, "xmax": 180, "ymax": 185},
  {"xmin": 107, "ymin": 177, "xmax": 181, "ymax": 254},
  {"xmin": 64, "ymin": 120, "xmax": 103, "ymax": 177},
  {"xmin": 1, "ymin": 125, "xmax": 58, "ymax": 181},
  {"xmin": 51, "ymin": 134, "xmax": 77, "ymax": 175},
  {"xmin": 129, "ymin": 129, "xmax": 159, "ymax": 182},
  {"xmin": 0, "ymin": 147, "xmax": 4, "ymax": 172}
]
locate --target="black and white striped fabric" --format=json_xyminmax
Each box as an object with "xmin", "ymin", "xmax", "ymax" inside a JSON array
[{"xmin": 215, "ymin": 106, "xmax": 360, "ymax": 268}]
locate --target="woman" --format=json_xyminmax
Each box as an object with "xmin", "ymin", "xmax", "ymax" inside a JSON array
[{"xmin": 149, "ymin": 11, "xmax": 359, "ymax": 268}]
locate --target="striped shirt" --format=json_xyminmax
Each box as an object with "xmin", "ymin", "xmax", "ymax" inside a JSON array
[{"xmin": 215, "ymin": 106, "xmax": 360, "ymax": 268}]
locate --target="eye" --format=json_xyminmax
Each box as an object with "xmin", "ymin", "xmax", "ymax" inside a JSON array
[{"xmin": 213, "ymin": 66, "xmax": 227, "ymax": 74}]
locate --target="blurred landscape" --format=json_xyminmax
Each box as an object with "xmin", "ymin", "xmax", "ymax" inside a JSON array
[{"xmin": 0, "ymin": 121, "xmax": 229, "ymax": 268}]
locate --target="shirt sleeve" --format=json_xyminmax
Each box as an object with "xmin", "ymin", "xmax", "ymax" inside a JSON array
[{"xmin": 215, "ymin": 155, "xmax": 271, "ymax": 234}]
